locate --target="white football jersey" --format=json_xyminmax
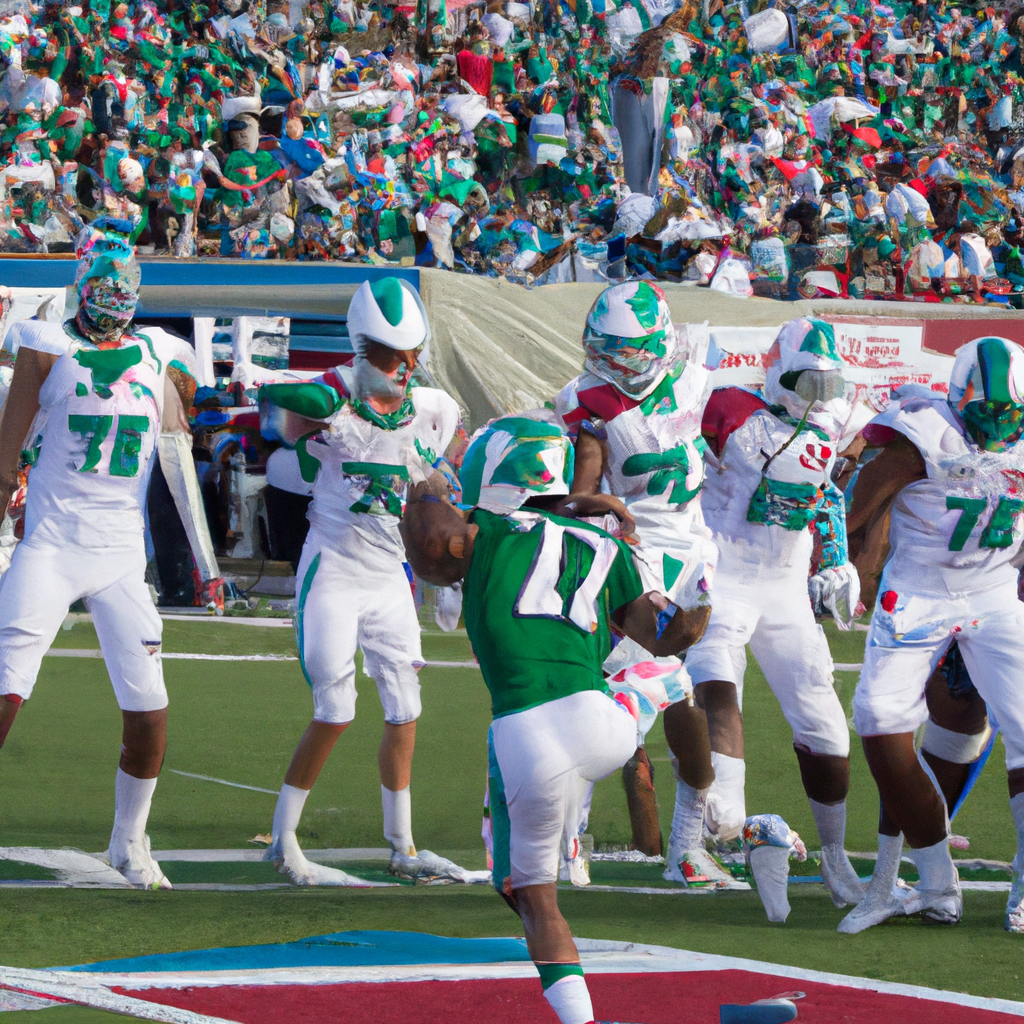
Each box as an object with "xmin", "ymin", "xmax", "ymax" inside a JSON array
[
  {"xmin": 24, "ymin": 327, "xmax": 174, "ymax": 549},
  {"xmin": 702, "ymin": 408, "xmax": 837, "ymax": 575},
  {"xmin": 872, "ymin": 393, "xmax": 1024, "ymax": 597},
  {"xmin": 554, "ymin": 323, "xmax": 711, "ymax": 512},
  {"xmin": 303, "ymin": 369, "xmax": 461, "ymax": 556}
]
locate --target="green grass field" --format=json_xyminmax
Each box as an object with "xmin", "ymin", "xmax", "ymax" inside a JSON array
[{"xmin": 1, "ymin": 615, "xmax": 1021, "ymax": 1022}]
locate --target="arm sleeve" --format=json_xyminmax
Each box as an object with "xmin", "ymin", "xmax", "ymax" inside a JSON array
[
  {"xmin": 157, "ymin": 430, "xmax": 220, "ymax": 582},
  {"xmin": 605, "ymin": 539, "xmax": 645, "ymax": 614}
]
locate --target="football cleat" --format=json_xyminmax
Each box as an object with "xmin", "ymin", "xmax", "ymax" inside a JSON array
[
  {"xmin": 264, "ymin": 832, "xmax": 374, "ymax": 887},
  {"xmin": 837, "ymin": 877, "xmax": 919, "ymax": 933},
  {"xmin": 107, "ymin": 832, "xmax": 172, "ymax": 891},
  {"xmin": 1006, "ymin": 873, "xmax": 1024, "ymax": 932},
  {"xmin": 916, "ymin": 881, "xmax": 963, "ymax": 925},
  {"xmin": 389, "ymin": 849, "xmax": 491, "ymax": 883},
  {"xmin": 819, "ymin": 844, "xmax": 866, "ymax": 908},
  {"xmin": 664, "ymin": 847, "xmax": 750, "ymax": 890}
]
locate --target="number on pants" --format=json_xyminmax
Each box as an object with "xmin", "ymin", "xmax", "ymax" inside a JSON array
[
  {"xmin": 946, "ymin": 495, "xmax": 1024, "ymax": 551},
  {"xmin": 68, "ymin": 414, "xmax": 150, "ymax": 477}
]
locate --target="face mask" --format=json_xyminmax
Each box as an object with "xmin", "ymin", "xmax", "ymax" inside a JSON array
[
  {"xmin": 583, "ymin": 328, "xmax": 672, "ymax": 398},
  {"xmin": 961, "ymin": 400, "xmax": 1024, "ymax": 452},
  {"xmin": 76, "ymin": 275, "xmax": 137, "ymax": 344},
  {"xmin": 791, "ymin": 369, "xmax": 846, "ymax": 405},
  {"xmin": 352, "ymin": 355, "xmax": 411, "ymax": 400}
]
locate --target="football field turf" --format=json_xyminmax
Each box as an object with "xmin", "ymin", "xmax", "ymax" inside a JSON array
[{"xmin": 1, "ymin": 616, "xmax": 1021, "ymax": 1021}]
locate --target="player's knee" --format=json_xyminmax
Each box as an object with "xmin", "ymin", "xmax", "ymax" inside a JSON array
[{"xmin": 695, "ymin": 679, "xmax": 740, "ymax": 717}]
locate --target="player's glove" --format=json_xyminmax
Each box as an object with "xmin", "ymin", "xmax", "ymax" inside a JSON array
[{"xmin": 808, "ymin": 562, "xmax": 860, "ymax": 631}]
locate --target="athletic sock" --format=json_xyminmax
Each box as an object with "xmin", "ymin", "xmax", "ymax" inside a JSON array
[
  {"xmin": 272, "ymin": 783, "xmax": 310, "ymax": 840},
  {"xmin": 809, "ymin": 798, "xmax": 863, "ymax": 904},
  {"xmin": 910, "ymin": 838, "xmax": 957, "ymax": 892},
  {"xmin": 112, "ymin": 769, "xmax": 158, "ymax": 841},
  {"xmin": 809, "ymin": 798, "xmax": 846, "ymax": 848},
  {"xmin": 870, "ymin": 832, "xmax": 904, "ymax": 894},
  {"xmin": 537, "ymin": 964, "xmax": 593, "ymax": 1024},
  {"xmin": 382, "ymin": 785, "xmax": 415, "ymax": 856},
  {"xmin": 705, "ymin": 752, "xmax": 746, "ymax": 841},
  {"xmin": 668, "ymin": 779, "xmax": 708, "ymax": 853},
  {"xmin": 1011, "ymin": 793, "xmax": 1024, "ymax": 876}
]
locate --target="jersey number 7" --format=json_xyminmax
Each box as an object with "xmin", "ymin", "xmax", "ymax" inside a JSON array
[
  {"xmin": 68, "ymin": 414, "xmax": 150, "ymax": 478},
  {"xmin": 946, "ymin": 495, "xmax": 1024, "ymax": 551}
]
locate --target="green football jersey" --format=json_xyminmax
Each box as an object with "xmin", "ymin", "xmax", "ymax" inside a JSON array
[{"xmin": 463, "ymin": 508, "xmax": 644, "ymax": 718}]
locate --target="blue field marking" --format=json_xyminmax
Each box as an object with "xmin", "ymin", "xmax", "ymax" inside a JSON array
[
  {"xmin": 0, "ymin": 259, "xmax": 419, "ymax": 290},
  {"xmin": 63, "ymin": 930, "xmax": 531, "ymax": 974}
]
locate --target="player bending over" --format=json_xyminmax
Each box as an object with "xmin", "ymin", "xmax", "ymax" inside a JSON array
[
  {"xmin": 0, "ymin": 234, "xmax": 200, "ymax": 889},
  {"xmin": 402, "ymin": 416, "xmax": 707, "ymax": 1024},
  {"xmin": 840, "ymin": 336, "xmax": 1024, "ymax": 932},
  {"xmin": 261, "ymin": 277, "xmax": 473, "ymax": 885}
]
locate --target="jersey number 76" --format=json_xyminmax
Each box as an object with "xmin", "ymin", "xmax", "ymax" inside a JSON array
[
  {"xmin": 68, "ymin": 414, "xmax": 150, "ymax": 478},
  {"xmin": 946, "ymin": 495, "xmax": 1024, "ymax": 551}
]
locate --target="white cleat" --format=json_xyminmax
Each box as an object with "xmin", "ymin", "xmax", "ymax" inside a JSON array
[
  {"xmin": 1006, "ymin": 874, "xmax": 1024, "ymax": 932},
  {"xmin": 664, "ymin": 847, "xmax": 750, "ymax": 890},
  {"xmin": 837, "ymin": 878, "xmax": 928, "ymax": 934},
  {"xmin": 820, "ymin": 844, "xmax": 866, "ymax": 908},
  {"xmin": 107, "ymin": 833, "xmax": 172, "ymax": 891},
  {"xmin": 389, "ymin": 849, "xmax": 490, "ymax": 884},
  {"xmin": 560, "ymin": 854, "xmax": 590, "ymax": 887},
  {"xmin": 264, "ymin": 832, "xmax": 374, "ymax": 887},
  {"xmin": 916, "ymin": 880, "xmax": 963, "ymax": 925}
]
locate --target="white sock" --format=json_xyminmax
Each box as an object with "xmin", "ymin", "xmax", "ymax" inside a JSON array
[
  {"xmin": 911, "ymin": 838, "xmax": 957, "ymax": 892},
  {"xmin": 809, "ymin": 798, "xmax": 846, "ymax": 849},
  {"xmin": 705, "ymin": 753, "xmax": 746, "ymax": 841},
  {"xmin": 272, "ymin": 783, "xmax": 310, "ymax": 840},
  {"xmin": 543, "ymin": 975, "xmax": 594, "ymax": 1024},
  {"xmin": 669, "ymin": 779, "xmax": 708, "ymax": 852},
  {"xmin": 112, "ymin": 769, "xmax": 157, "ymax": 841},
  {"xmin": 749, "ymin": 845, "xmax": 792, "ymax": 923},
  {"xmin": 382, "ymin": 785, "xmax": 415, "ymax": 855},
  {"xmin": 870, "ymin": 832, "xmax": 904, "ymax": 894},
  {"xmin": 1011, "ymin": 793, "xmax": 1024, "ymax": 876}
]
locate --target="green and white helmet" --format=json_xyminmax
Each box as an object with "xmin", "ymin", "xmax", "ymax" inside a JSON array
[
  {"xmin": 460, "ymin": 416, "xmax": 575, "ymax": 514},
  {"xmin": 583, "ymin": 281, "xmax": 677, "ymax": 399},
  {"xmin": 347, "ymin": 277, "xmax": 430, "ymax": 358}
]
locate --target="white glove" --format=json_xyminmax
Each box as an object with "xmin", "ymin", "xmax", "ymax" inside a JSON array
[{"xmin": 808, "ymin": 563, "xmax": 861, "ymax": 631}]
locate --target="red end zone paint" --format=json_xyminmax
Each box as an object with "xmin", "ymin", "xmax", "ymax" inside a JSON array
[{"xmin": 118, "ymin": 970, "xmax": 1023, "ymax": 1024}]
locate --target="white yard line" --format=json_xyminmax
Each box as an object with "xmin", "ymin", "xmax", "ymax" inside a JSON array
[
  {"xmin": 45, "ymin": 649, "xmax": 478, "ymax": 667},
  {"xmin": 834, "ymin": 663, "xmax": 862, "ymax": 671},
  {"xmin": 151, "ymin": 848, "xmax": 392, "ymax": 863},
  {"xmin": 168, "ymin": 771, "xmax": 278, "ymax": 795}
]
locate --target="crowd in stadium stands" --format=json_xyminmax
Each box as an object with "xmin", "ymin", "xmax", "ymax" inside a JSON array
[{"xmin": 3, "ymin": 0, "xmax": 1024, "ymax": 298}]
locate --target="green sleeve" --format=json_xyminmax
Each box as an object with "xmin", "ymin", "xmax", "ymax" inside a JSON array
[
  {"xmin": 259, "ymin": 382, "xmax": 342, "ymax": 419},
  {"xmin": 605, "ymin": 539, "xmax": 645, "ymax": 614}
]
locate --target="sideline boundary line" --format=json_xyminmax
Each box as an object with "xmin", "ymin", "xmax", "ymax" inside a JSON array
[{"xmin": 8, "ymin": 939, "xmax": 1023, "ymax": 1017}]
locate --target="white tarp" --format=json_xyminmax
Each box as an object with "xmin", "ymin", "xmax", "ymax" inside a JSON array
[{"xmin": 419, "ymin": 269, "xmax": 1019, "ymax": 428}]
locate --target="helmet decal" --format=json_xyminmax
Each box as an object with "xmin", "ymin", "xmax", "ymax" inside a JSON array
[{"xmin": 460, "ymin": 417, "xmax": 574, "ymax": 514}]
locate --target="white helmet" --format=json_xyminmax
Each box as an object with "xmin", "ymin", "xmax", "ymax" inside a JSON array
[
  {"xmin": 763, "ymin": 318, "xmax": 847, "ymax": 425},
  {"xmin": 582, "ymin": 281, "xmax": 677, "ymax": 400},
  {"xmin": 347, "ymin": 277, "xmax": 430, "ymax": 359},
  {"xmin": 949, "ymin": 337, "xmax": 1024, "ymax": 452}
]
